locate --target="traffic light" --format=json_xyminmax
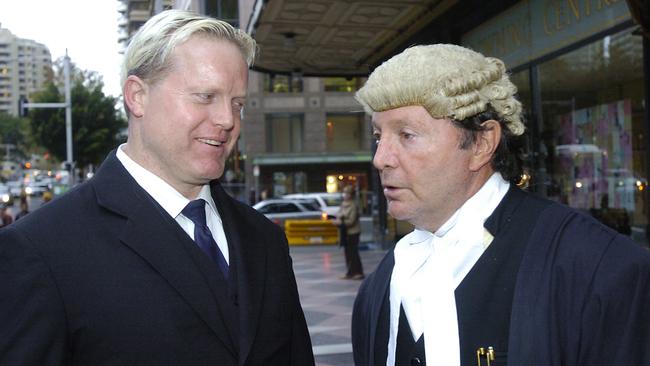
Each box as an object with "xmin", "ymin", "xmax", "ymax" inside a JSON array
[{"xmin": 18, "ymin": 96, "xmax": 29, "ymax": 117}]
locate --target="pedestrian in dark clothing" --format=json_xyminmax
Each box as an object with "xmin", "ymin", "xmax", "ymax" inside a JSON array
[
  {"xmin": 333, "ymin": 185, "xmax": 364, "ymax": 280},
  {"xmin": 14, "ymin": 201, "xmax": 28, "ymax": 220},
  {"xmin": 0, "ymin": 206, "xmax": 12, "ymax": 227}
]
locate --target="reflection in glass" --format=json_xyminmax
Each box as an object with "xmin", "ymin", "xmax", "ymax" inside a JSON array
[{"xmin": 537, "ymin": 28, "xmax": 646, "ymax": 240}]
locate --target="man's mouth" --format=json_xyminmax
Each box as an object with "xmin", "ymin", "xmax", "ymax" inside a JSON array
[
  {"xmin": 197, "ymin": 138, "xmax": 224, "ymax": 147},
  {"xmin": 382, "ymin": 185, "xmax": 401, "ymax": 195}
]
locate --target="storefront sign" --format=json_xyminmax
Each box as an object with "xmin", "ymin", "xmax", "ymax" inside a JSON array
[{"xmin": 462, "ymin": 0, "xmax": 631, "ymax": 68}]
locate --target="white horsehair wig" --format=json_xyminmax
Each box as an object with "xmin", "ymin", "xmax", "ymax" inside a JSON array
[{"xmin": 356, "ymin": 44, "xmax": 525, "ymax": 136}]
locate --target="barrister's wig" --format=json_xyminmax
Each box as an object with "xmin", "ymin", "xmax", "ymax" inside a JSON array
[{"xmin": 355, "ymin": 44, "xmax": 525, "ymax": 136}]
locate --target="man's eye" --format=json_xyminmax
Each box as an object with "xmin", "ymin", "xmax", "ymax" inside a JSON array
[
  {"xmin": 400, "ymin": 131, "xmax": 415, "ymax": 140},
  {"xmin": 233, "ymin": 101, "xmax": 245, "ymax": 111},
  {"xmin": 195, "ymin": 93, "xmax": 214, "ymax": 102},
  {"xmin": 372, "ymin": 133, "xmax": 381, "ymax": 144}
]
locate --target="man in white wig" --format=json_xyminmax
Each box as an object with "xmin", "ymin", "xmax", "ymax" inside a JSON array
[{"xmin": 351, "ymin": 44, "xmax": 650, "ymax": 366}]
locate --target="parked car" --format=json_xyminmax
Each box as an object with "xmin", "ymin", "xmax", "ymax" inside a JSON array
[
  {"xmin": 26, "ymin": 175, "xmax": 56, "ymax": 196},
  {"xmin": 282, "ymin": 192, "xmax": 342, "ymax": 218},
  {"xmin": 253, "ymin": 198, "xmax": 325, "ymax": 227},
  {"xmin": 24, "ymin": 181, "xmax": 49, "ymax": 196},
  {"xmin": 5, "ymin": 180, "xmax": 23, "ymax": 198}
]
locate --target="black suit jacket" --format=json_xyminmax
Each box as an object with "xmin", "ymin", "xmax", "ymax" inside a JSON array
[{"xmin": 0, "ymin": 151, "xmax": 314, "ymax": 366}]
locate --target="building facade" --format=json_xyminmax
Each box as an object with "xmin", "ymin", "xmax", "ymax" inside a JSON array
[
  {"xmin": 242, "ymin": 73, "xmax": 372, "ymax": 205},
  {"xmin": 0, "ymin": 25, "xmax": 52, "ymax": 116},
  {"xmin": 117, "ymin": 0, "xmax": 175, "ymax": 52}
]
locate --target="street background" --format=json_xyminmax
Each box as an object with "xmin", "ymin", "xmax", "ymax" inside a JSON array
[{"xmin": 291, "ymin": 244, "xmax": 387, "ymax": 366}]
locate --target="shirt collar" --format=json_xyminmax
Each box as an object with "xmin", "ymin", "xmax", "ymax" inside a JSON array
[
  {"xmin": 406, "ymin": 172, "xmax": 509, "ymax": 247},
  {"xmin": 454, "ymin": 172, "xmax": 510, "ymax": 237},
  {"xmin": 116, "ymin": 143, "xmax": 214, "ymax": 218}
]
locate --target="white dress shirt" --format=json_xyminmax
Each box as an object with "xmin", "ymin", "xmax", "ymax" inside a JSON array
[
  {"xmin": 387, "ymin": 173, "xmax": 510, "ymax": 366},
  {"xmin": 115, "ymin": 144, "xmax": 229, "ymax": 264}
]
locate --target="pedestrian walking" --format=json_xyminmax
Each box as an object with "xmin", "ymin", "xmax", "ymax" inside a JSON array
[
  {"xmin": 13, "ymin": 200, "xmax": 28, "ymax": 220},
  {"xmin": 334, "ymin": 185, "xmax": 364, "ymax": 280},
  {"xmin": 41, "ymin": 191, "xmax": 53, "ymax": 205},
  {"xmin": 0, "ymin": 205, "xmax": 12, "ymax": 227}
]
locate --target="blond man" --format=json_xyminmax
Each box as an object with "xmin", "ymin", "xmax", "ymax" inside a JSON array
[{"xmin": 0, "ymin": 10, "xmax": 313, "ymax": 365}]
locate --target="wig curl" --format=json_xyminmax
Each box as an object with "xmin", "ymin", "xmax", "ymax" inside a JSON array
[{"xmin": 356, "ymin": 44, "xmax": 525, "ymax": 136}]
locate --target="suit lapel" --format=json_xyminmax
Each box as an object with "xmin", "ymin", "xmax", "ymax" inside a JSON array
[
  {"xmin": 210, "ymin": 183, "xmax": 266, "ymax": 365},
  {"xmin": 92, "ymin": 152, "xmax": 237, "ymax": 356}
]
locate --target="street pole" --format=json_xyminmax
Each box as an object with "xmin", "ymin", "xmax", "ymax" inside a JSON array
[
  {"xmin": 64, "ymin": 51, "xmax": 74, "ymax": 186},
  {"xmin": 22, "ymin": 50, "xmax": 74, "ymax": 188}
]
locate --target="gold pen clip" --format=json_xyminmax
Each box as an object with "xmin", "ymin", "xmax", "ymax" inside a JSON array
[
  {"xmin": 476, "ymin": 346, "xmax": 496, "ymax": 366},
  {"xmin": 476, "ymin": 347, "xmax": 485, "ymax": 366}
]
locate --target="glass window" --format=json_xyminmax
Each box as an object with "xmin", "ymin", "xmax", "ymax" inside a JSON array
[
  {"xmin": 510, "ymin": 70, "xmax": 531, "ymax": 115},
  {"xmin": 326, "ymin": 113, "xmax": 365, "ymax": 152},
  {"xmin": 266, "ymin": 114, "xmax": 303, "ymax": 153},
  {"xmin": 536, "ymin": 28, "xmax": 646, "ymax": 241},
  {"xmin": 206, "ymin": 0, "xmax": 239, "ymax": 27},
  {"xmin": 323, "ymin": 77, "xmax": 363, "ymax": 92},
  {"xmin": 263, "ymin": 73, "xmax": 303, "ymax": 93},
  {"xmin": 298, "ymin": 201, "xmax": 320, "ymax": 211}
]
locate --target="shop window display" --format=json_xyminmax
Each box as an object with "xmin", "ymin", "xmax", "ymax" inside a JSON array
[{"xmin": 536, "ymin": 28, "xmax": 646, "ymax": 242}]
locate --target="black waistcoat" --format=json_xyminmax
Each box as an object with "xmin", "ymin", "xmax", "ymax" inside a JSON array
[
  {"xmin": 374, "ymin": 230, "xmax": 524, "ymax": 366},
  {"xmin": 395, "ymin": 305, "xmax": 425, "ymax": 366}
]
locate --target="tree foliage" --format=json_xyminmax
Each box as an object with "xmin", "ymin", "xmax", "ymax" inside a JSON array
[
  {"xmin": 0, "ymin": 112, "xmax": 32, "ymax": 161},
  {"xmin": 28, "ymin": 58, "xmax": 126, "ymax": 168}
]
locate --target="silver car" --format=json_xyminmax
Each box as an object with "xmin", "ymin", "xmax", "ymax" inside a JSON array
[
  {"xmin": 282, "ymin": 192, "xmax": 342, "ymax": 218},
  {"xmin": 253, "ymin": 199, "xmax": 325, "ymax": 227}
]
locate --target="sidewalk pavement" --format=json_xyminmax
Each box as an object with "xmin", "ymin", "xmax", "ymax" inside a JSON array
[{"xmin": 290, "ymin": 244, "xmax": 389, "ymax": 366}]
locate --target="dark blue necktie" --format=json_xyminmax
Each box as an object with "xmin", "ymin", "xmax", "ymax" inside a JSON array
[{"xmin": 182, "ymin": 199, "xmax": 229, "ymax": 279}]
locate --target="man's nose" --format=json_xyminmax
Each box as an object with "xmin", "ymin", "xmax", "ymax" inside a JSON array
[
  {"xmin": 373, "ymin": 139, "xmax": 396, "ymax": 170},
  {"xmin": 210, "ymin": 99, "xmax": 236, "ymax": 129}
]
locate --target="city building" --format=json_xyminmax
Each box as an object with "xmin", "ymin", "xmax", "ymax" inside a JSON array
[
  {"xmin": 117, "ymin": 0, "xmax": 175, "ymax": 52},
  {"xmin": 0, "ymin": 25, "xmax": 52, "ymax": 116}
]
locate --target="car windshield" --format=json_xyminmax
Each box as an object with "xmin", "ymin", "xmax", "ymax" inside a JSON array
[
  {"xmin": 323, "ymin": 196, "xmax": 342, "ymax": 206},
  {"xmin": 299, "ymin": 201, "xmax": 321, "ymax": 211}
]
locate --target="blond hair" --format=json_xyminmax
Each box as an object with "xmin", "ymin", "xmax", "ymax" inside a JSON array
[
  {"xmin": 121, "ymin": 9, "xmax": 257, "ymax": 88},
  {"xmin": 355, "ymin": 44, "xmax": 524, "ymax": 136}
]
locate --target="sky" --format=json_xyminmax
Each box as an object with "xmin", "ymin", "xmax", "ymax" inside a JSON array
[{"xmin": 1, "ymin": 0, "xmax": 123, "ymax": 98}]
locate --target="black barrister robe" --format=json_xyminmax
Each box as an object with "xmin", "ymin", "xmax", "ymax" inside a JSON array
[{"xmin": 352, "ymin": 186, "xmax": 650, "ymax": 366}]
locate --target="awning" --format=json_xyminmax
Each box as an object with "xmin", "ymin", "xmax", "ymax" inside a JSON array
[
  {"xmin": 246, "ymin": 0, "xmax": 457, "ymax": 76},
  {"xmin": 252, "ymin": 152, "xmax": 372, "ymax": 166}
]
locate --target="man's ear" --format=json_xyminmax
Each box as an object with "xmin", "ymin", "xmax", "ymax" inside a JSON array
[
  {"xmin": 469, "ymin": 119, "xmax": 501, "ymax": 171},
  {"xmin": 123, "ymin": 75, "xmax": 147, "ymax": 118}
]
